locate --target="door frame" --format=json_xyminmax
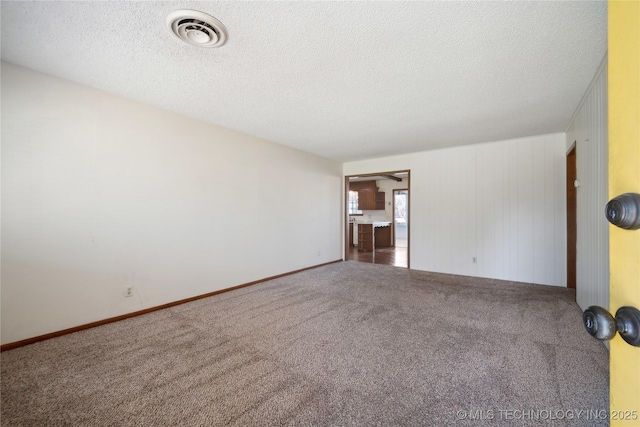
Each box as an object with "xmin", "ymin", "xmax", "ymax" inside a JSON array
[
  {"xmin": 344, "ymin": 170, "xmax": 410, "ymax": 268},
  {"xmin": 608, "ymin": 0, "xmax": 640, "ymax": 416}
]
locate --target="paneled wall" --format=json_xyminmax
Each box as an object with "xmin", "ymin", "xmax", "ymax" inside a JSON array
[
  {"xmin": 344, "ymin": 133, "xmax": 567, "ymax": 287},
  {"xmin": 565, "ymin": 57, "xmax": 609, "ymax": 311}
]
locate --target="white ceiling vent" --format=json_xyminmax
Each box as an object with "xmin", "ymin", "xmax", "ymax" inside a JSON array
[{"xmin": 166, "ymin": 10, "xmax": 227, "ymax": 48}]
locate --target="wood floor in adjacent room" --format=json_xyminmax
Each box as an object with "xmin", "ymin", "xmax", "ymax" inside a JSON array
[{"xmin": 347, "ymin": 244, "xmax": 408, "ymax": 268}]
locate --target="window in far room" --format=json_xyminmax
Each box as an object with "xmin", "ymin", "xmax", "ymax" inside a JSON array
[{"xmin": 348, "ymin": 191, "xmax": 361, "ymax": 214}]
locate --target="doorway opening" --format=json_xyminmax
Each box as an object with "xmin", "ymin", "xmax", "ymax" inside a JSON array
[
  {"xmin": 567, "ymin": 145, "xmax": 577, "ymax": 292},
  {"xmin": 393, "ymin": 189, "xmax": 408, "ymax": 248},
  {"xmin": 345, "ymin": 171, "xmax": 410, "ymax": 268}
]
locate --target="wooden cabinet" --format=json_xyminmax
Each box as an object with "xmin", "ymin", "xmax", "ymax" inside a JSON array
[
  {"xmin": 357, "ymin": 224, "xmax": 374, "ymax": 251},
  {"xmin": 349, "ymin": 180, "xmax": 385, "ymax": 211},
  {"xmin": 359, "ymin": 188, "xmax": 376, "ymax": 210},
  {"xmin": 357, "ymin": 224, "xmax": 391, "ymax": 251},
  {"xmin": 374, "ymin": 225, "xmax": 391, "ymax": 248},
  {"xmin": 375, "ymin": 191, "xmax": 385, "ymax": 210}
]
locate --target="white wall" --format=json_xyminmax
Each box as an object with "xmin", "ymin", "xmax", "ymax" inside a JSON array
[
  {"xmin": 344, "ymin": 133, "xmax": 567, "ymax": 286},
  {"xmin": 1, "ymin": 62, "xmax": 342, "ymax": 345},
  {"xmin": 565, "ymin": 56, "xmax": 609, "ymax": 312}
]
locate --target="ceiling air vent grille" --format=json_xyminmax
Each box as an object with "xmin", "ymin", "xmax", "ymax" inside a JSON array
[{"xmin": 166, "ymin": 10, "xmax": 228, "ymax": 48}]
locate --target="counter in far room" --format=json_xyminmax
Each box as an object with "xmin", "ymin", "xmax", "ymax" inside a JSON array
[{"xmin": 355, "ymin": 221, "xmax": 392, "ymax": 251}]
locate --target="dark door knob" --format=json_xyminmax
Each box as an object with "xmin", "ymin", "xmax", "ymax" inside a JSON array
[
  {"xmin": 605, "ymin": 192, "xmax": 640, "ymax": 229},
  {"xmin": 583, "ymin": 306, "xmax": 616, "ymax": 340},
  {"xmin": 615, "ymin": 307, "xmax": 640, "ymax": 346},
  {"xmin": 583, "ymin": 306, "xmax": 640, "ymax": 346}
]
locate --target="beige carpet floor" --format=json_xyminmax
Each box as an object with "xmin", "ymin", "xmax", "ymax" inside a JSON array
[{"xmin": 1, "ymin": 261, "xmax": 608, "ymax": 426}]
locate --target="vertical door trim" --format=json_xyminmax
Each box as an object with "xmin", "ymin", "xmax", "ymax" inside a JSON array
[{"xmin": 344, "ymin": 177, "xmax": 350, "ymax": 261}]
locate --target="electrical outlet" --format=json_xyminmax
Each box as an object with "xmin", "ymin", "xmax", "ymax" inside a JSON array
[
  {"xmin": 472, "ymin": 257, "xmax": 477, "ymax": 264},
  {"xmin": 125, "ymin": 286, "xmax": 134, "ymax": 297}
]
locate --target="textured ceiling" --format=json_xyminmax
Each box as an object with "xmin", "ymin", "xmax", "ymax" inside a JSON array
[{"xmin": 1, "ymin": 1, "xmax": 607, "ymax": 162}]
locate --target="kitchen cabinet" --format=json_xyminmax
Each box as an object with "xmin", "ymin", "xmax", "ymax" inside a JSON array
[
  {"xmin": 358, "ymin": 224, "xmax": 374, "ymax": 251},
  {"xmin": 349, "ymin": 180, "xmax": 385, "ymax": 211},
  {"xmin": 359, "ymin": 189, "xmax": 376, "ymax": 210},
  {"xmin": 375, "ymin": 192, "xmax": 385, "ymax": 210},
  {"xmin": 374, "ymin": 225, "xmax": 391, "ymax": 248},
  {"xmin": 356, "ymin": 222, "xmax": 391, "ymax": 251}
]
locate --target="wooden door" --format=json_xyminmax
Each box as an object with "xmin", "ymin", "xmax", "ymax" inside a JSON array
[
  {"xmin": 567, "ymin": 146, "xmax": 577, "ymax": 290},
  {"xmin": 608, "ymin": 1, "xmax": 640, "ymax": 423}
]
